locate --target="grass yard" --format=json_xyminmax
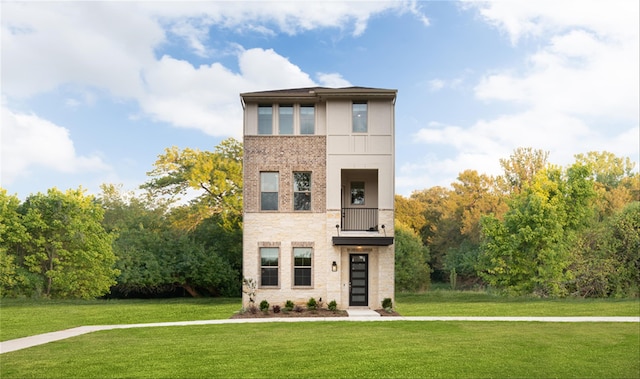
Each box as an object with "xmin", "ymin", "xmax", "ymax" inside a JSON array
[
  {"xmin": 395, "ymin": 290, "xmax": 640, "ymax": 316},
  {"xmin": 1, "ymin": 292, "xmax": 638, "ymax": 378},
  {"xmin": 0, "ymin": 297, "xmax": 239, "ymax": 341},
  {"xmin": 1, "ymin": 322, "xmax": 638, "ymax": 378}
]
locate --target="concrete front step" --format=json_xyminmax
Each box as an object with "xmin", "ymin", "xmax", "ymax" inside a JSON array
[{"xmin": 346, "ymin": 309, "xmax": 381, "ymax": 317}]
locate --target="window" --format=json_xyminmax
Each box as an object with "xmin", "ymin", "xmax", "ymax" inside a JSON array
[
  {"xmin": 260, "ymin": 247, "xmax": 279, "ymax": 286},
  {"xmin": 278, "ymin": 105, "xmax": 293, "ymax": 134},
  {"xmin": 300, "ymin": 105, "xmax": 315, "ymax": 134},
  {"xmin": 352, "ymin": 102, "xmax": 367, "ymax": 133},
  {"xmin": 293, "ymin": 247, "xmax": 312, "ymax": 286},
  {"xmin": 260, "ymin": 172, "xmax": 279, "ymax": 210},
  {"xmin": 293, "ymin": 172, "xmax": 311, "ymax": 211},
  {"xmin": 351, "ymin": 181, "xmax": 365, "ymax": 205},
  {"xmin": 258, "ymin": 105, "xmax": 273, "ymax": 135}
]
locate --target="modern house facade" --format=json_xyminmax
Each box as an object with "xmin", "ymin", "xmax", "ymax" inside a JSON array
[{"xmin": 241, "ymin": 87, "xmax": 396, "ymax": 310}]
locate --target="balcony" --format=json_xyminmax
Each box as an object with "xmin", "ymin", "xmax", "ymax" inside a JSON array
[
  {"xmin": 333, "ymin": 208, "xmax": 393, "ymax": 246},
  {"xmin": 341, "ymin": 208, "xmax": 378, "ymax": 231}
]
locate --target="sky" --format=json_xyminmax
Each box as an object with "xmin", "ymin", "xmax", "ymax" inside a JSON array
[{"xmin": 2, "ymin": 0, "xmax": 638, "ymax": 199}]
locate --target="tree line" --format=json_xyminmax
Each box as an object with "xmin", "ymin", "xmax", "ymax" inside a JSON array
[
  {"xmin": 1, "ymin": 139, "xmax": 243, "ymax": 299},
  {"xmin": 396, "ymin": 148, "xmax": 639, "ymax": 297},
  {"xmin": 1, "ymin": 142, "xmax": 638, "ymax": 299}
]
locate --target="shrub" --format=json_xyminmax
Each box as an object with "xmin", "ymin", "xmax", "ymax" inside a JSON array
[
  {"xmin": 382, "ymin": 297, "xmax": 393, "ymax": 311},
  {"xmin": 272, "ymin": 304, "xmax": 281, "ymax": 313},
  {"xmin": 307, "ymin": 297, "xmax": 317, "ymax": 310},
  {"xmin": 259, "ymin": 300, "xmax": 269, "ymax": 312},
  {"xmin": 293, "ymin": 305, "xmax": 304, "ymax": 313},
  {"xmin": 284, "ymin": 300, "xmax": 294, "ymax": 311},
  {"xmin": 328, "ymin": 300, "xmax": 338, "ymax": 311}
]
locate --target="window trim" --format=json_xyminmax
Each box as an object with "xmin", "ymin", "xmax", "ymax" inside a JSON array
[
  {"xmin": 259, "ymin": 246, "xmax": 280, "ymax": 288},
  {"xmin": 299, "ymin": 104, "xmax": 315, "ymax": 135},
  {"xmin": 352, "ymin": 102, "xmax": 368, "ymax": 133},
  {"xmin": 258, "ymin": 105, "xmax": 273, "ymax": 135},
  {"xmin": 293, "ymin": 171, "xmax": 312, "ymax": 211},
  {"xmin": 260, "ymin": 172, "xmax": 279, "ymax": 211},
  {"xmin": 278, "ymin": 105, "xmax": 294, "ymax": 135},
  {"xmin": 350, "ymin": 181, "xmax": 365, "ymax": 205},
  {"xmin": 292, "ymin": 246, "xmax": 313, "ymax": 288}
]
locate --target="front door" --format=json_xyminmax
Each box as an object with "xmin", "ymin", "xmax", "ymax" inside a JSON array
[{"xmin": 349, "ymin": 254, "xmax": 368, "ymax": 306}]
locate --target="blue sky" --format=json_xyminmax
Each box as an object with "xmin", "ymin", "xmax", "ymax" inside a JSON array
[{"xmin": 2, "ymin": 1, "xmax": 638, "ymax": 199}]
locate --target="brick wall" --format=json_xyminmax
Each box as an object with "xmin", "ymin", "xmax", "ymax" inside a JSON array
[{"xmin": 243, "ymin": 136, "xmax": 326, "ymax": 213}]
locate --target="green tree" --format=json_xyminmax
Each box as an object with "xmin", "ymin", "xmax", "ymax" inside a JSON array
[
  {"xmin": 18, "ymin": 188, "xmax": 118, "ymax": 299},
  {"xmin": 498, "ymin": 147, "xmax": 549, "ymax": 193},
  {"xmin": 479, "ymin": 167, "xmax": 572, "ymax": 296},
  {"xmin": 143, "ymin": 138, "xmax": 243, "ymax": 231},
  {"xmin": 394, "ymin": 194, "xmax": 427, "ymax": 235},
  {"xmin": 394, "ymin": 222, "xmax": 431, "ymax": 292},
  {"xmin": 575, "ymin": 151, "xmax": 638, "ymax": 219},
  {"xmin": 100, "ymin": 184, "xmax": 239, "ymax": 297},
  {"xmin": 568, "ymin": 202, "xmax": 640, "ymax": 297},
  {"xmin": 0, "ymin": 190, "xmax": 30, "ymax": 297},
  {"xmin": 407, "ymin": 186, "xmax": 453, "ymax": 279}
]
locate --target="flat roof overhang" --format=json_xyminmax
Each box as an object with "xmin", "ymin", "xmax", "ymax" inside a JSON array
[{"xmin": 332, "ymin": 236, "xmax": 394, "ymax": 246}]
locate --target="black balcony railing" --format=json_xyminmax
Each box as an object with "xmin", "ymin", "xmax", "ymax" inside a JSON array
[{"xmin": 341, "ymin": 208, "xmax": 378, "ymax": 231}]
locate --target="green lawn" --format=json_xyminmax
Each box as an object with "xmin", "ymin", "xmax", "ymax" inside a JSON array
[
  {"xmin": 0, "ymin": 297, "xmax": 239, "ymax": 341},
  {"xmin": 1, "ymin": 293, "xmax": 639, "ymax": 378},
  {"xmin": 395, "ymin": 290, "xmax": 640, "ymax": 316},
  {"xmin": 2, "ymin": 322, "xmax": 638, "ymax": 378}
]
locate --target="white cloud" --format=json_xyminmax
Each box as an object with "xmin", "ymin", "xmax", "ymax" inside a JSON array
[
  {"xmin": 467, "ymin": 0, "xmax": 638, "ymax": 45},
  {"xmin": 428, "ymin": 79, "xmax": 445, "ymax": 92},
  {"xmin": 404, "ymin": 0, "xmax": 639, "ymax": 192},
  {"xmin": 316, "ymin": 73, "xmax": 352, "ymax": 88},
  {"xmin": 2, "ymin": 2, "xmax": 162, "ymax": 99},
  {"xmin": 2, "ymin": 1, "xmax": 426, "ymax": 139},
  {"xmin": 475, "ymin": 27, "xmax": 639, "ymax": 121},
  {"xmin": 0, "ymin": 106, "xmax": 111, "ymax": 186},
  {"xmin": 237, "ymin": 48, "xmax": 316, "ymax": 89}
]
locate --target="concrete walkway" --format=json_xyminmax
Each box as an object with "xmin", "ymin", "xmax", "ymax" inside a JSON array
[{"xmin": 2, "ymin": 316, "xmax": 638, "ymax": 354}]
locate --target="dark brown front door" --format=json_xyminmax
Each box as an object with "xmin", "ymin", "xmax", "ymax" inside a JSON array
[{"xmin": 349, "ymin": 254, "xmax": 368, "ymax": 306}]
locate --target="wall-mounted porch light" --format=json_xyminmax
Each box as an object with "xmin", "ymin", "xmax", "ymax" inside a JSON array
[{"xmin": 332, "ymin": 261, "xmax": 338, "ymax": 272}]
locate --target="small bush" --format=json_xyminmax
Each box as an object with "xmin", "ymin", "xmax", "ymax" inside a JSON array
[
  {"xmin": 382, "ymin": 297, "xmax": 393, "ymax": 311},
  {"xmin": 307, "ymin": 297, "xmax": 317, "ymax": 310},
  {"xmin": 246, "ymin": 304, "xmax": 258, "ymax": 314},
  {"xmin": 293, "ymin": 305, "xmax": 304, "ymax": 313},
  {"xmin": 259, "ymin": 300, "xmax": 270, "ymax": 312},
  {"xmin": 272, "ymin": 304, "xmax": 281, "ymax": 313},
  {"xmin": 284, "ymin": 300, "xmax": 294, "ymax": 311},
  {"xmin": 328, "ymin": 300, "xmax": 338, "ymax": 311}
]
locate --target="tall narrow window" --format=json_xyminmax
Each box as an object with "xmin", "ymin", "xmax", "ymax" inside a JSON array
[
  {"xmin": 279, "ymin": 105, "xmax": 293, "ymax": 134},
  {"xmin": 352, "ymin": 102, "xmax": 367, "ymax": 133},
  {"xmin": 293, "ymin": 247, "xmax": 312, "ymax": 286},
  {"xmin": 293, "ymin": 172, "xmax": 311, "ymax": 211},
  {"xmin": 260, "ymin": 247, "xmax": 279, "ymax": 286},
  {"xmin": 300, "ymin": 105, "xmax": 315, "ymax": 134},
  {"xmin": 351, "ymin": 181, "xmax": 365, "ymax": 205},
  {"xmin": 258, "ymin": 105, "xmax": 273, "ymax": 135},
  {"xmin": 260, "ymin": 172, "xmax": 279, "ymax": 210}
]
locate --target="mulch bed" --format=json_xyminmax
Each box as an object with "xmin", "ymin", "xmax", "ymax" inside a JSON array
[{"xmin": 230, "ymin": 308, "xmax": 400, "ymax": 319}]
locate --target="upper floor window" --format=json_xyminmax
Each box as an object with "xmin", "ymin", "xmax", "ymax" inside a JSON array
[
  {"xmin": 260, "ymin": 172, "xmax": 279, "ymax": 211},
  {"xmin": 351, "ymin": 181, "xmax": 365, "ymax": 205},
  {"xmin": 260, "ymin": 247, "xmax": 279, "ymax": 287},
  {"xmin": 300, "ymin": 105, "xmax": 315, "ymax": 134},
  {"xmin": 258, "ymin": 106, "xmax": 273, "ymax": 135},
  {"xmin": 352, "ymin": 102, "xmax": 367, "ymax": 133},
  {"xmin": 279, "ymin": 105, "xmax": 293, "ymax": 135},
  {"xmin": 293, "ymin": 172, "xmax": 311, "ymax": 211},
  {"xmin": 293, "ymin": 247, "xmax": 312, "ymax": 286}
]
